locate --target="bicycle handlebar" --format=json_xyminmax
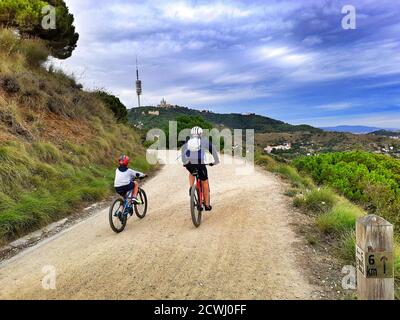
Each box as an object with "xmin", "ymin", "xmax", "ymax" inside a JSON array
[{"xmin": 132, "ymin": 174, "xmax": 148, "ymax": 181}]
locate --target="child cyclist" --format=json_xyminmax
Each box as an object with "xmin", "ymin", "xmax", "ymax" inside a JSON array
[{"xmin": 114, "ymin": 155, "xmax": 146, "ymax": 208}]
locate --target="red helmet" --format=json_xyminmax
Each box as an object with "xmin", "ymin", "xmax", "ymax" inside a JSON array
[{"xmin": 118, "ymin": 155, "xmax": 129, "ymax": 166}]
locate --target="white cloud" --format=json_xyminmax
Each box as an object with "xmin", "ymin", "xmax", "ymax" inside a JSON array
[
  {"xmin": 315, "ymin": 103, "xmax": 355, "ymax": 111},
  {"xmin": 161, "ymin": 1, "xmax": 253, "ymax": 23},
  {"xmin": 302, "ymin": 36, "xmax": 322, "ymax": 46}
]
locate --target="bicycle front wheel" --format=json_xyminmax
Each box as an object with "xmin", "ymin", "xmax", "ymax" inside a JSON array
[
  {"xmin": 134, "ymin": 188, "xmax": 148, "ymax": 219},
  {"xmin": 190, "ymin": 185, "xmax": 202, "ymax": 228}
]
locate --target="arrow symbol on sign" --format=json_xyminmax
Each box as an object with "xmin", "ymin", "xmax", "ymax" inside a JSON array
[{"xmin": 380, "ymin": 256, "xmax": 388, "ymax": 274}]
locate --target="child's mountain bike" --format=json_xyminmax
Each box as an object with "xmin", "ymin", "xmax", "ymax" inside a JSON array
[{"xmin": 109, "ymin": 176, "xmax": 148, "ymax": 233}]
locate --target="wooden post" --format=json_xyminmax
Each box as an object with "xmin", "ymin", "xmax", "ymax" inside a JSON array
[{"xmin": 356, "ymin": 214, "xmax": 394, "ymax": 300}]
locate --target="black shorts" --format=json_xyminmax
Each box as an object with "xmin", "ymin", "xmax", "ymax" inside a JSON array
[
  {"xmin": 185, "ymin": 163, "xmax": 208, "ymax": 181},
  {"xmin": 115, "ymin": 181, "xmax": 134, "ymax": 197}
]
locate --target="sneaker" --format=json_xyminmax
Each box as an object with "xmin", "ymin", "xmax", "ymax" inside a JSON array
[{"xmin": 205, "ymin": 205, "xmax": 212, "ymax": 212}]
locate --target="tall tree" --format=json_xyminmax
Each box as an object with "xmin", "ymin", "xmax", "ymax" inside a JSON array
[{"xmin": 0, "ymin": 0, "xmax": 79, "ymax": 59}]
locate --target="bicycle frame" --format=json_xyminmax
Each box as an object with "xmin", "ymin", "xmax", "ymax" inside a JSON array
[
  {"xmin": 196, "ymin": 176, "xmax": 204, "ymax": 208},
  {"xmin": 122, "ymin": 178, "xmax": 142, "ymax": 215}
]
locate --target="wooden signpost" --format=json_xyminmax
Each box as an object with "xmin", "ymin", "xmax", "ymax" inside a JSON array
[{"xmin": 356, "ymin": 214, "xmax": 394, "ymax": 300}]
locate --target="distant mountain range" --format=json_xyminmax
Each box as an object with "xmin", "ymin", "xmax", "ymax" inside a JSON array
[
  {"xmin": 129, "ymin": 106, "xmax": 321, "ymax": 133},
  {"xmin": 320, "ymin": 125, "xmax": 400, "ymax": 134}
]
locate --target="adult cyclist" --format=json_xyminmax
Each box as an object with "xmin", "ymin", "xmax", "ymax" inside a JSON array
[{"xmin": 181, "ymin": 126, "xmax": 220, "ymax": 211}]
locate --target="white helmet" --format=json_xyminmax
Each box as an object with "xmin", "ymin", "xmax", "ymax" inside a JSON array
[{"xmin": 191, "ymin": 126, "xmax": 203, "ymax": 137}]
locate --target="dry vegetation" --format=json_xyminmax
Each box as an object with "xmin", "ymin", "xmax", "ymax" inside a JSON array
[{"xmin": 0, "ymin": 28, "xmax": 152, "ymax": 243}]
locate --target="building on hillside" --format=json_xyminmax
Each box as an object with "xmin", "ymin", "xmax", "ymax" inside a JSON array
[
  {"xmin": 242, "ymin": 112, "xmax": 255, "ymax": 116},
  {"xmin": 148, "ymin": 110, "xmax": 160, "ymax": 116},
  {"xmin": 264, "ymin": 143, "xmax": 292, "ymax": 154},
  {"xmin": 158, "ymin": 98, "xmax": 172, "ymax": 108}
]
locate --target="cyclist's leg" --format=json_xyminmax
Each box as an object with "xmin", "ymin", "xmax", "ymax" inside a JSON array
[
  {"xmin": 189, "ymin": 174, "xmax": 195, "ymax": 186},
  {"xmin": 198, "ymin": 165, "xmax": 211, "ymax": 208},
  {"xmin": 185, "ymin": 164, "xmax": 196, "ymax": 191},
  {"xmin": 202, "ymin": 180, "xmax": 210, "ymax": 207},
  {"xmin": 132, "ymin": 181, "xmax": 139, "ymax": 198}
]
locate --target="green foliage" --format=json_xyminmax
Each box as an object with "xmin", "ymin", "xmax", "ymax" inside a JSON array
[
  {"xmin": 19, "ymin": 38, "xmax": 50, "ymax": 65},
  {"xmin": 163, "ymin": 115, "xmax": 214, "ymax": 148},
  {"xmin": 129, "ymin": 106, "xmax": 321, "ymax": 133},
  {"xmin": 31, "ymin": 141, "xmax": 62, "ymax": 163},
  {"xmin": 0, "ymin": 137, "xmax": 152, "ymax": 242},
  {"xmin": 293, "ymin": 187, "xmax": 338, "ymax": 214},
  {"xmin": 317, "ymin": 202, "xmax": 364, "ymax": 234},
  {"xmin": 255, "ymin": 152, "xmax": 277, "ymax": 171},
  {"xmin": 0, "ymin": 28, "xmax": 20, "ymax": 55},
  {"xmin": 338, "ymin": 230, "xmax": 356, "ymax": 264},
  {"xmin": 294, "ymin": 151, "xmax": 400, "ymax": 226},
  {"xmin": 176, "ymin": 115, "xmax": 213, "ymax": 134},
  {"xmin": 95, "ymin": 91, "xmax": 128, "ymax": 123},
  {"xmin": 0, "ymin": 0, "xmax": 79, "ymax": 59},
  {"xmin": 274, "ymin": 164, "xmax": 314, "ymax": 189}
]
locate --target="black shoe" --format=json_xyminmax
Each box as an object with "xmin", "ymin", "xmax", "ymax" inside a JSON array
[{"xmin": 205, "ymin": 205, "xmax": 212, "ymax": 211}]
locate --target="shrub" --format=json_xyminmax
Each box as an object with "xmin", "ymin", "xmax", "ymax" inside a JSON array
[
  {"xmin": 131, "ymin": 156, "xmax": 153, "ymax": 173},
  {"xmin": 18, "ymin": 39, "xmax": 49, "ymax": 66},
  {"xmin": 338, "ymin": 230, "xmax": 356, "ymax": 264},
  {"xmin": 95, "ymin": 91, "xmax": 128, "ymax": 122},
  {"xmin": 0, "ymin": 192, "xmax": 13, "ymax": 212},
  {"xmin": 0, "ymin": 100, "xmax": 32, "ymax": 138},
  {"xmin": 293, "ymin": 151, "xmax": 400, "ymax": 227},
  {"xmin": 0, "ymin": 28, "xmax": 20, "ymax": 55},
  {"xmin": 294, "ymin": 187, "xmax": 338, "ymax": 214},
  {"xmin": 317, "ymin": 202, "xmax": 364, "ymax": 234},
  {"xmin": 275, "ymin": 164, "xmax": 314, "ymax": 188},
  {"xmin": 31, "ymin": 142, "xmax": 62, "ymax": 163},
  {"xmin": 0, "ymin": 76, "xmax": 20, "ymax": 93},
  {"xmin": 255, "ymin": 153, "xmax": 277, "ymax": 171}
]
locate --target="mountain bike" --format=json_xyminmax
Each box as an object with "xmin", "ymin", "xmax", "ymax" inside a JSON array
[
  {"xmin": 109, "ymin": 175, "xmax": 148, "ymax": 233},
  {"xmin": 189, "ymin": 164, "xmax": 212, "ymax": 228}
]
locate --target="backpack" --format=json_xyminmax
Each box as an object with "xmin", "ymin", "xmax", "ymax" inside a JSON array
[{"xmin": 187, "ymin": 137, "xmax": 201, "ymax": 152}]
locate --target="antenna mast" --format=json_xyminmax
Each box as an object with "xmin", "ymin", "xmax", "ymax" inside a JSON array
[{"xmin": 135, "ymin": 56, "xmax": 142, "ymax": 108}]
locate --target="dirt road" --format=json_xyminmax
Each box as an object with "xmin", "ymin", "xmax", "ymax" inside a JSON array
[{"xmin": 0, "ymin": 151, "xmax": 317, "ymax": 299}]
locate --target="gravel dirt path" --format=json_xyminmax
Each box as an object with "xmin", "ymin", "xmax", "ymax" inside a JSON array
[{"xmin": 0, "ymin": 151, "xmax": 317, "ymax": 300}]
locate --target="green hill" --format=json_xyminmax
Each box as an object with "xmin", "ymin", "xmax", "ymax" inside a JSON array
[{"xmin": 128, "ymin": 106, "xmax": 321, "ymax": 133}]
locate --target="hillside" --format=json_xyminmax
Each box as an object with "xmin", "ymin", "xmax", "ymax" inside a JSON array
[
  {"xmin": 0, "ymin": 29, "xmax": 151, "ymax": 243},
  {"xmin": 369, "ymin": 130, "xmax": 400, "ymax": 138},
  {"xmin": 129, "ymin": 106, "xmax": 321, "ymax": 133},
  {"xmin": 320, "ymin": 125, "xmax": 383, "ymax": 134},
  {"xmin": 256, "ymin": 131, "xmax": 400, "ymax": 158}
]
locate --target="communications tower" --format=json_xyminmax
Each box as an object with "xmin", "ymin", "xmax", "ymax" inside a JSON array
[{"xmin": 136, "ymin": 57, "xmax": 142, "ymax": 108}]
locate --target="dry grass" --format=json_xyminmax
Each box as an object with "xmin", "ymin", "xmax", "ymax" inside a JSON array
[{"xmin": 0, "ymin": 28, "xmax": 153, "ymax": 242}]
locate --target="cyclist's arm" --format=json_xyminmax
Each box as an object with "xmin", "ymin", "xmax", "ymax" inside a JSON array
[
  {"xmin": 181, "ymin": 143, "xmax": 189, "ymax": 165},
  {"xmin": 208, "ymin": 140, "xmax": 220, "ymax": 165},
  {"xmin": 128, "ymin": 169, "xmax": 145, "ymax": 180}
]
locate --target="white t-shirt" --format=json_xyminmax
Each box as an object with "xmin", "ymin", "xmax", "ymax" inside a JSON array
[{"xmin": 114, "ymin": 168, "xmax": 142, "ymax": 187}]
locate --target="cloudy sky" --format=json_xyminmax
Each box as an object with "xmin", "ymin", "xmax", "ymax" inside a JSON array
[{"xmin": 57, "ymin": 0, "xmax": 400, "ymax": 128}]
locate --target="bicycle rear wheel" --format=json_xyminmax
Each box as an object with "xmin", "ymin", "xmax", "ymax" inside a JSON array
[
  {"xmin": 190, "ymin": 185, "xmax": 202, "ymax": 227},
  {"xmin": 109, "ymin": 198, "xmax": 127, "ymax": 233},
  {"xmin": 134, "ymin": 188, "xmax": 148, "ymax": 219}
]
